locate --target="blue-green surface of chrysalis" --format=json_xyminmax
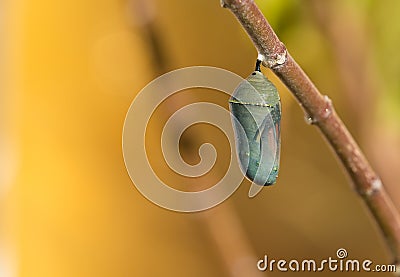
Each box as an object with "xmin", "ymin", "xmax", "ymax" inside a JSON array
[{"xmin": 229, "ymin": 60, "xmax": 281, "ymax": 186}]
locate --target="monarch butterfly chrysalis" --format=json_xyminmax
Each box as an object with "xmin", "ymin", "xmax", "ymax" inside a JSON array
[{"xmin": 229, "ymin": 60, "xmax": 281, "ymax": 186}]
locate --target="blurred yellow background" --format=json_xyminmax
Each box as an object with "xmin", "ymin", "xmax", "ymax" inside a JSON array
[{"xmin": 1, "ymin": 0, "xmax": 400, "ymax": 276}]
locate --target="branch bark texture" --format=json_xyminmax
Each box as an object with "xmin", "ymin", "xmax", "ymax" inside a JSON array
[{"xmin": 222, "ymin": 0, "xmax": 400, "ymax": 264}]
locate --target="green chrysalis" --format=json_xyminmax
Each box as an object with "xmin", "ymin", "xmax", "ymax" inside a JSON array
[{"xmin": 229, "ymin": 60, "xmax": 281, "ymax": 186}]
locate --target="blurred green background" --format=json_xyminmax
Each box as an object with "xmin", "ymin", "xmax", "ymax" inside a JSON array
[{"xmin": 1, "ymin": 0, "xmax": 400, "ymax": 276}]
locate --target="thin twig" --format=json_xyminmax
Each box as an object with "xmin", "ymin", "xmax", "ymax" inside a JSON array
[{"xmin": 222, "ymin": 0, "xmax": 400, "ymax": 265}]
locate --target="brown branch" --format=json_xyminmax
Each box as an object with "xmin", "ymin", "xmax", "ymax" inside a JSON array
[{"xmin": 222, "ymin": 0, "xmax": 400, "ymax": 265}]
